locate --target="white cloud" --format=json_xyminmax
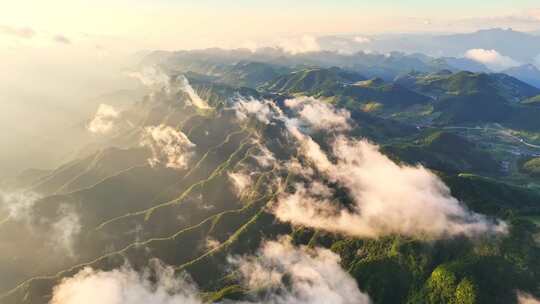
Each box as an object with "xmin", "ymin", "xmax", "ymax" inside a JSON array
[
  {"xmin": 284, "ymin": 97, "xmax": 351, "ymax": 132},
  {"xmin": 353, "ymin": 36, "xmax": 371, "ymax": 44},
  {"xmin": 0, "ymin": 25, "xmax": 35, "ymax": 39},
  {"xmin": 274, "ymin": 134, "xmax": 508, "ymax": 239},
  {"xmin": 517, "ymin": 291, "xmax": 540, "ymax": 304},
  {"xmin": 252, "ymin": 143, "xmax": 277, "ymax": 168},
  {"xmin": 87, "ymin": 104, "xmax": 120, "ymax": 135},
  {"xmin": 528, "ymin": 9, "xmax": 540, "ymax": 21},
  {"xmin": 49, "ymin": 238, "xmax": 371, "ymax": 304},
  {"xmin": 234, "ymin": 97, "xmax": 281, "ymax": 124},
  {"xmin": 127, "ymin": 66, "xmax": 170, "ymax": 92},
  {"xmin": 176, "ymin": 75, "xmax": 210, "ymax": 110},
  {"xmin": 0, "ymin": 191, "xmax": 82, "ymax": 257},
  {"xmin": 534, "ymin": 54, "xmax": 540, "ymax": 69},
  {"xmin": 0, "ymin": 191, "xmax": 40, "ymax": 221},
  {"xmin": 277, "ymin": 35, "xmax": 321, "ymax": 54},
  {"xmin": 464, "ymin": 49, "xmax": 520, "ymax": 71},
  {"xmin": 50, "ymin": 261, "xmax": 201, "ymax": 304},
  {"xmin": 140, "ymin": 125, "xmax": 196, "ymax": 170},
  {"xmin": 128, "ymin": 68, "xmax": 210, "ymax": 109},
  {"xmin": 235, "ymin": 97, "xmax": 507, "ymax": 239},
  {"xmin": 231, "ymin": 237, "xmax": 371, "ymax": 304},
  {"xmin": 53, "ymin": 34, "xmax": 71, "ymax": 44},
  {"xmin": 227, "ymin": 171, "xmax": 252, "ymax": 196},
  {"xmin": 238, "ymin": 40, "xmax": 260, "ymax": 52},
  {"xmin": 50, "ymin": 204, "xmax": 81, "ymax": 258}
]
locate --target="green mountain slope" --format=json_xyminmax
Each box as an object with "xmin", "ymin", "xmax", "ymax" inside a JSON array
[
  {"xmin": 396, "ymin": 71, "xmax": 540, "ymax": 101},
  {"xmin": 264, "ymin": 67, "xmax": 430, "ymax": 109},
  {"xmin": 384, "ymin": 131, "xmax": 500, "ymax": 174},
  {"xmin": 2, "ymin": 63, "xmax": 540, "ymax": 304}
]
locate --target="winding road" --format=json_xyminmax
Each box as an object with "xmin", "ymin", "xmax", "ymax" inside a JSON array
[{"xmin": 441, "ymin": 126, "xmax": 540, "ymax": 150}]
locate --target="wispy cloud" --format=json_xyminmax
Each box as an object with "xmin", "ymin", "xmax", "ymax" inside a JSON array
[
  {"xmin": 274, "ymin": 134, "xmax": 508, "ymax": 239},
  {"xmin": 127, "ymin": 66, "xmax": 171, "ymax": 92},
  {"xmin": 0, "ymin": 25, "xmax": 35, "ymax": 39},
  {"xmin": 235, "ymin": 97, "xmax": 507, "ymax": 239},
  {"xmin": 50, "ymin": 238, "xmax": 371, "ymax": 304},
  {"xmin": 128, "ymin": 67, "xmax": 210, "ymax": 109},
  {"xmin": 87, "ymin": 104, "xmax": 120, "ymax": 135},
  {"xmin": 0, "ymin": 191, "xmax": 82, "ymax": 257},
  {"xmin": 535, "ymin": 54, "xmax": 540, "ymax": 68},
  {"xmin": 177, "ymin": 75, "xmax": 210, "ymax": 110},
  {"xmin": 251, "ymin": 143, "xmax": 277, "ymax": 168},
  {"xmin": 277, "ymin": 35, "xmax": 321, "ymax": 54},
  {"xmin": 50, "ymin": 261, "xmax": 201, "ymax": 304},
  {"xmin": 284, "ymin": 96, "xmax": 351, "ymax": 132},
  {"xmin": 53, "ymin": 34, "xmax": 71, "ymax": 44},
  {"xmin": 231, "ymin": 237, "xmax": 371, "ymax": 304},
  {"xmin": 227, "ymin": 171, "xmax": 252, "ymax": 196},
  {"xmin": 50, "ymin": 204, "xmax": 81, "ymax": 258},
  {"xmin": 140, "ymin": 125, "xmax": 196, "ymax": 170},
  {"xmin": 517, "ymin": 291, "xmax": 540, "ymax": 304},
  {"xmin": 530, "ymin": 9, "xmax": 540, "ymax": 21},
  {"xmin": 465, "ymin": 49, "xmax": 520, "ymax": 71},
  {"xmin": 234, "ymin": 97, "xmax": 281, "ymax": 125},
  {"xmin": 0, "ymin": 191, "xmax": 40, "ymax": 223},
  {"xmin": 353, "ymin": 36, "xmax": 371, "ymax": 44}
]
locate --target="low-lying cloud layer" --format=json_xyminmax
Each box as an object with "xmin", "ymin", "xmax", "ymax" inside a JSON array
[
  {"xmin": 49, "ymin": 238, "xmax": 370, "ymax": 304},
  {"xmin": 234, "ymin": 97, "xmax": 279, "ymax": 125},
  {"xmin": 0, "ymin": 25, "xmax": 35, "ymax": 39},
  {"xmin": 128, "ymin": 67, "xmax": 210, "ymax": 109},
  {"xmin": 50, "ymin": 204, "xmax": 82, "ymax": 258},
  {"xmin": 517, "ymin": 291, "xmax": 540, "ymax": 304},
  {"xmin": 236, "ymin": 96, "xmax": 507, "ymax": 239},
  {"xmin": 231, "ymin": 237, "xmax": 371, "ymax": 304},
  {"xmin": 0, "ymin": 191, "xmax": 82, "ymax": 257},
  {"xmin": 127, "ymin": 67, "xmax": 171, "ymax": 92},
  {"xmin": 177, "ymin": 75, "xmax": 210, "ymax": 110},
  {"xmin": 227, "ymin": 171, "xmax": 252, "ymax": 196},
  {"xmin": 251, "ymin": 143, "xmax": 277, "ymax": 168},
  {"xmin": 141, "ymin": 125, "xmax": 196, "ymax": 170},
  {"xmin": 0, "ymin": 191, "xmax": 40, "ymax": 222},
  {"xmin": 50, "ymin": 261, "xmax": 201, "ymax": 304},
  {"xmin": 284, "ymin": 96, "xmax": 351, "ymax": 132},
  {"xmin": 274, "ymin": 135, "xmax": 508, "ymax": 239},
  {"xmin": 277, "ymin": 35, "xmax": 321, "ymax": 54},
  {"xmin": 87, "ymin": 104, "xmax": 120, "ymax": 135},
  {"xmin": 465, "ymin": 48, "xmax": 520, "ymax": 71}
]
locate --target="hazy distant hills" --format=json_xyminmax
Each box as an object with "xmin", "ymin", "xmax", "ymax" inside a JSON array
[
  {"xmin": 321, "ymin": 28, "xmax": 540, "ymax": 64},
  {"xmin": 141, "ymin": 30, "xmax": 540, "ymax": 89}
]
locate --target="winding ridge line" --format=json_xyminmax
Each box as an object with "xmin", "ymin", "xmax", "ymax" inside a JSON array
[
  {"xmin": 177, "ymin": 170, "xmax": 292, "ymax": 271},
  {"xmin": 0, "ymin": 168, "xmax": 279, "ymax": 301}
]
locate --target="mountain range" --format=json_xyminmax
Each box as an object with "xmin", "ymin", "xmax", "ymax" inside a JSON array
[{"xmin": 1, "ymin": 47, "xmax": 540, "ymax": 304}]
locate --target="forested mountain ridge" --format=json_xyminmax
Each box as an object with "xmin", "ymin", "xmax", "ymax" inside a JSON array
[{"xmin": 1, "ymin": 51, "xmax": 539, "ymax": 304}]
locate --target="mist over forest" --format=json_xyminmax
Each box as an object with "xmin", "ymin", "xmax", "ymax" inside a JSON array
[{"xmin": 1, "ymin": 2, "xmax": 540, "ymax": 304}]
